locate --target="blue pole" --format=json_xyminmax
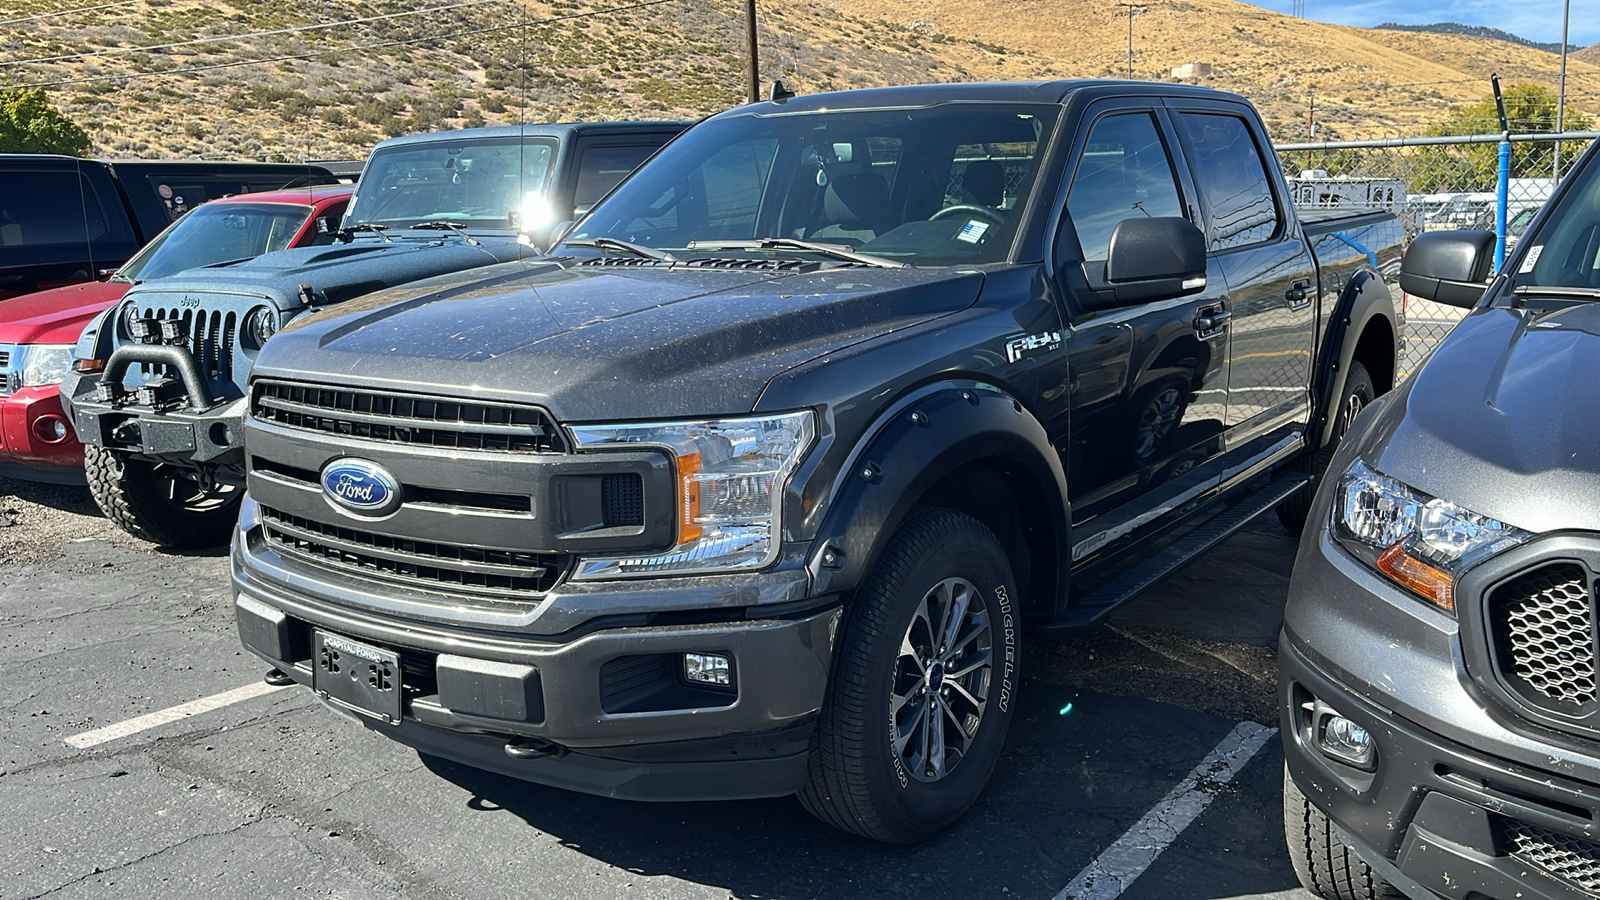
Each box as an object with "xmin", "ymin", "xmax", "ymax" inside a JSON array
[{"xmin": 1495, "ymin": 137, "xmax": 1510, "ymax": 272}]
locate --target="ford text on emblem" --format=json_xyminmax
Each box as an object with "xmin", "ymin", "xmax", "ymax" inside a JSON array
[{"xmin": 320, "ymin": 459, "xmax": 403, "ymax": 517}]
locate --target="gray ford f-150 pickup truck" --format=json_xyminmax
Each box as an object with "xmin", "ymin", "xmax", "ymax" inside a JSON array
[
  {"xmin": 62, "ymin": 121, "xmax": 686, "ymax": 548},
  {"xmin": 1280, "ymin": 139, "xmax": 1600, "ymax": 898},
  {"xmin": 231, "ymin": 81, "xmax": 1405, "ymax": 842}
]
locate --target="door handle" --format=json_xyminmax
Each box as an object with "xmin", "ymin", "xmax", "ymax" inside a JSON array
[
  {"xmin": 1285, "ymin": 279, "xmax": 1313, "ymax": 308},
  {"xmin": 1194, "ymin": 305, "xmax": 1232, "ymax": 338}
]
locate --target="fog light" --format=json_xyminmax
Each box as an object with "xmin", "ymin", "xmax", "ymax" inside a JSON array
[
  {"xmin": 158, "ymin": 318, "xmax": 187, "ymax": 344},
  {"xmin": 684, "ymin": 652, "xmax": 731, "ymax": 686},
  {"xmin": 1307, "ymin": 698, "xmax": 1376, "ymax": 770},
  {"xmin": 135, "ymin": 377, "xmax": 181, "ymax": 409},
  {"xmin": 128, "ymin": 318, "xmax": 157, "ymax": 342},
  {"xmin": 92, "ymin": 380, "xmax": 121, "ymax": 404},
  {"xmin": 32, "ymin": 416, "xmax": 69, "ymax": 443}
]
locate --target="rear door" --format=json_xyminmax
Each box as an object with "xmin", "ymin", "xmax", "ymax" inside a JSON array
[
  {"xmin": 0, "ymin": 160, "xmax": 140, "ymax": 300},
  {"xmin": 1168, "ymin": 101, "xmax": 1316, "ymax": 463}
]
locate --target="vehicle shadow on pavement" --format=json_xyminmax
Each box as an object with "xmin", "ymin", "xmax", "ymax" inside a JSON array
[
  {"xmin": 417, "ymin": 677, "xmax": 1305, "ymax": 900},
  {"xmin": 0, "ymin": 475, "xmax": 229, "ymax": 561}
]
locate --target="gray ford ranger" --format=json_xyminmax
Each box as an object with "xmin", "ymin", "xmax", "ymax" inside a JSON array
[
  {"xmin": 1281, "ymin": 138, "xmax": 1600, "ymax": 899},
  {"xmin": 232, "ymin": 81, "xmax": 1404, "ymax": 842},
  {"xmin": 62, "ymin": 121, "xmax": 686, "ymax": 548}
]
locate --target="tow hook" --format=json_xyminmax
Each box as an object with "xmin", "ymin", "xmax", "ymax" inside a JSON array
[{"xmin": 504, "ymin": 736, "xmax": 564, "ymax": 760}]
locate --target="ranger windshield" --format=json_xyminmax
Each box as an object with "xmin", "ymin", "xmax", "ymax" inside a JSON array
[
  {"xmin": 567, "ymin": 102, "xmax": 1061, "ymax": 266},
  {"xmin": 115, "ymin": 201, "xmax": 313, "ymax": 284},
  {"xmin": 1513, "ymin": 154, "xmax": 1600, "ymax": 291},
  {"xmin": 345, "ymin": 136, "xmax": 558, "ymax": 231}
]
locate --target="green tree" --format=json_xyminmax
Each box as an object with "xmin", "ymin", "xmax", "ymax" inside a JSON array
[
  {"xmin": 0, "ymin": 87, "xmax": 91, "ymax": 156},
  {"xmin": 1412, "ymin": 83, "xmax": 1593, "ymax": 192}
]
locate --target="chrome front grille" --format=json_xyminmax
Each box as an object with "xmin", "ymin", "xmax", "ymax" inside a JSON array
[
  {"xmin": 253, "ymin": 380, "xmax": 565, "ymax": 454},
  {"xmin": 259, "ymin": 505, "xmax": 568, "ymax": 604},
  {"xmin": 1504, "ymin": 819, "xmax": 1600, "ymax": 894},
  {"xmin": 0, "ymin": 344, "xmax": 14, "ymax": 396},
  {"xmin": 1489, "ymin": 563, "xmax": 1598, "ymax": 712}
]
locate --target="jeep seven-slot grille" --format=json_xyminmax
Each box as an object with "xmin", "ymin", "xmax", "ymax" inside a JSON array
[
  {"xmin": 253, "ymin": 381, "xmax": 565, "ymax": 453},
  {"xmin": 1503, "ymin": 819, "xmax": 1600, "ymax": 894},
  {"xmin": 259, "ymin": 505, "xmax": 568, "ymax": 602},
  {"xmin": 1489, "ymin": 564, "xmax": 1598, "ymax": 711},
  {"xmin": 137, "ymin": 306, "xmax": 238, "ymax": 383}
]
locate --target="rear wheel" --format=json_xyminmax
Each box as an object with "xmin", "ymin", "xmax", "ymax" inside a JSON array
[
  {"xmin": 84, "ymin": 445, "xmax": 242, "ymax": 548},
  {"xmin": 799, "ymin": 508, "xmax": 1019, "ymax": 843},
  {"xmin": 1277, "ymin": 361, "xmax": 1374, "ymax": 535},
  {"xmin": 1284, "ymin": 765, "xmax": 1404, "ymax": 899}
]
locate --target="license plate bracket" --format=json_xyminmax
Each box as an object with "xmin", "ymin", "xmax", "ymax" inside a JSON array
[{"xmin": 312, "ymin": 629, "xmax": 402, "ymax": 725}]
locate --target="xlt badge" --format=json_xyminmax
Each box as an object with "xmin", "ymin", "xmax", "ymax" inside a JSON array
[{"xmin": 1004, "ymin": 330, "xmax": 1062, "ymax": 363}]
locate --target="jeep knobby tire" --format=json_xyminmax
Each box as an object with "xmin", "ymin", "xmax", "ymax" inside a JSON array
[{"xmin": 84, "ymin": 445, "xmax": 242, "ymax": 549}]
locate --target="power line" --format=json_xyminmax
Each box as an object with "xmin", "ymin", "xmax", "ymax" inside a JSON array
[
  {"xmin": 1, "ymin": 0, "xmax": 508, "ymax": 68},
  {"xmin": 0, "ymin": 0, "xmax": 142, "ymax": 26},
  {"xmin": 11, "ymin": 0, "xmax": 685, "ymax": 89}
]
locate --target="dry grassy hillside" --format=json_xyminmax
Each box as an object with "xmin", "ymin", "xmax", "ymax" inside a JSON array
[{"xmin": 0, "ymin": 0, "xmax": 1595, "ymax": 160}]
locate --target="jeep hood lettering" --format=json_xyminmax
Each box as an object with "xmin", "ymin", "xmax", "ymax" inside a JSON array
[
  {"xmin": 252, "ymin": 261, "xmax": 986, "ymax": 421},
  {"xmin": 1367, "ymin": 303, "xmax": 1600, "ymax": 533}
]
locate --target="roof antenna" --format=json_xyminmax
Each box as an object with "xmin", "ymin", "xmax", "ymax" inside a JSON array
[{"xmin": 769, "ymin": 80, "xmax": 796, "ymax": 103}]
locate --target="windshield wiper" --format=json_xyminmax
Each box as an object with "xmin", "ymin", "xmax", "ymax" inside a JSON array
[
  {"xmin": 562, "ymin": 237, "xmax": 677, "ymax": 262},
  {"xmin": 409, "ymin": 221, "xmax": 481, "ymax": 246},
  {"xmin": 685, "ymin": 238, "xmax": 907, "ymax": 268},
  {"xmin": 1513, "ymin": 284, "xmax": 1600, "ymax": 300},
  {"xmin": 338, "ymin": 223, "xmax": 392, "ymax": 243}
]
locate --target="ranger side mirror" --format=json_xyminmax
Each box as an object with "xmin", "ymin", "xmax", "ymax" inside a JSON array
[
  {"xmin": 1398, "ymin": 230, "xmax": 1495, "ymax": 309},
  {"xmin": 1104, "ymin": 217, "xmax": 1207, "ymax": 305}
]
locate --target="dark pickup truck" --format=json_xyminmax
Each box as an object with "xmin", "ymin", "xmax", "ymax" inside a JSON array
[
  {"xmin": 230, "ymin": 81, "xmax": 1405, "ymax": 842},
  {"xmin": 62, "ymin": 121, "xmax": 686, "ymax": 548},
  {"xmin": 0, "ymin": 155, "xmax": 340, "ymax": 301}
]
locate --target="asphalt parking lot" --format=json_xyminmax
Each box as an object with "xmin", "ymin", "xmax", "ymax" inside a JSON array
[{"xmin": 0, "ymin": 474, "xmax": 1317, "ymax": 900}]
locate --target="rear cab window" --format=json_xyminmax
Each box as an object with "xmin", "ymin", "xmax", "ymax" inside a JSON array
[
  {"xmin": 0, "ymin": 169, "xmax": 112, "ymax": 248},
  {"xmin": 1174, "ymin": 112, "xmax": 1283, "ymax": 249}
]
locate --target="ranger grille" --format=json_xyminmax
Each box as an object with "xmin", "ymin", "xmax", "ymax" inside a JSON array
[
  {"xmin": 252, "ymin": 380, "xmax": 565, "ymax": 454},
  {"xmin": 259, "ymin": 505, "xmax": 568, "ymax": 603},
  {"xmin": 1488, "ymin": 563, "xmax": 1598, "ymax": 714},
  {"xmin": 1503, "ymin": 818, "xmax": 1600, "ymax": 894}
]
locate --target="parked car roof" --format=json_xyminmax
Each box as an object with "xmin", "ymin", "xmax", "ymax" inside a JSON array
[{"xmin": 371, "ymin": 121, "xmax": 693, "ymax": 151}]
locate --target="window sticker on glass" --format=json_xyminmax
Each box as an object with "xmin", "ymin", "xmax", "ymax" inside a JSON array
[
  {"xmin": 957, "ymin": 220, "xmax": 990, "ymax": 243},
  {"xmin": 1519, "ymin": 245, "xmax": 1544, "ymax": 273}
]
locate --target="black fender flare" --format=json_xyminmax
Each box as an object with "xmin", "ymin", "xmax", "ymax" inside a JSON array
[
  {"xmin": 805, "ymin": 381, "xmax": 1071, "ymax": 621},
  {"xmin": 1314, "ymin": 269, "xmax": 1399, "ymax": 451}
]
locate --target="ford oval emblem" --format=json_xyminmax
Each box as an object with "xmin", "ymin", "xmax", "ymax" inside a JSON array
[{"xmin": 320, "ymin": 459, "xmax": 402, "ymax": 517}]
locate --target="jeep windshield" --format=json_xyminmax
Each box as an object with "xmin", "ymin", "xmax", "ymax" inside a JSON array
[
  {"xmin": 343, "ymin": 136, "xmax": 558, "ymax": 231},
  {"xmin": 115, "ymin": 201, "xmax": 314, "ymax": 284},
  {"xmin": 565, "ymin": 102, "xmax": 1061, "ymax": 266},
  {"xmin": 1512, "ymin": 153, "xmax": 1600, "ymax": 294}
]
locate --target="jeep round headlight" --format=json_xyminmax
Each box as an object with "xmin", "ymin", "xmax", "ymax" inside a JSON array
[
  {"xmin": 120, "ymin": 302, "xmax": 141, "ymax": 338},
  {"xmin": 244, "ymin": 306, "xmax": 277, "ymax": 348},
  {"xmin": 569, "ymin": 411, "xmax": 816, "ymax": 578},
  {"xmin": 1335, "ymin": 459, "xmax": 1531, "ymax": 613}
]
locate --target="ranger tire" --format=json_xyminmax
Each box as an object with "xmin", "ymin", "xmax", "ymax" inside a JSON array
[
  {"xmin": 799, "ymin": 507, "xmax": 1019, "ymax": 843},
  {"xmin": 83, "ymin": 445, "xmax": 242, "ymax": 549},
  {"xmin": 1284, "ymin": 765, "xmax": 1404, "ymax": 900},
  {"xmin": 1277, "ymin": 361, "xmax": 1374, "ymax": 535}
]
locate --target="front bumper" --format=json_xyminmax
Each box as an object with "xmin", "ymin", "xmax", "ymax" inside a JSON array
[
  {"xmin": 1282, "ymin": 527, "xmax": 1600, "ymax": 900},
  {"xmin": 0, "ymin": 386, "xmax": 84, "ymax": 474},
  {"xmin": 232, "ymin": 505, "xmax": 840, "ymax": 802},
  {"xmin": 67, "ymin": 389, "xmax": 247, "ymax": 475}
]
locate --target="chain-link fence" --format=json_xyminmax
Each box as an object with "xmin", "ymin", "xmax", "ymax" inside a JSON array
[{"xmin": 1274, "ymin": 131, "xmax": 1597, "ymax": 381}]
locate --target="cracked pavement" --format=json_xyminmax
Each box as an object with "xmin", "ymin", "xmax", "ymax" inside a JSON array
[{"xmin": 0, "ymin": 474, "xmax": 1315, "ymax": 900}]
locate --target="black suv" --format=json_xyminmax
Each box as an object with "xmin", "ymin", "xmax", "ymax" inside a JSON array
[{"xmin": 1281, "ymin": 139, "xmax": 1600, "ymax": 899}]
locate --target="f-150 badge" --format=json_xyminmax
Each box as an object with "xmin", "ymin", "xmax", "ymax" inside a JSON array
[{"xmin": 1004, "ymin": 330, "xmax": 1062, "ymax": 363}]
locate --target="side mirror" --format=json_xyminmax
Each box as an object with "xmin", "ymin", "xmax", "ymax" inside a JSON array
[
  {"xmin": 1398, "ymin": 230, "xmax": 1494, "ymax": 309},
  {"xmin": 1104, "ymin": 217, "xmax": 1207, "ymax": 304}
]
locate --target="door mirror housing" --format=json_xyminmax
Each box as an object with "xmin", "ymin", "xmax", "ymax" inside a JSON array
[
  {"xmin": 1399, "ymin": 230, "xmax": 1495, "ymax": 309},
  {"xmin": 1104, "ymin": 217, "xmax": 1207, "ymax": 305}
]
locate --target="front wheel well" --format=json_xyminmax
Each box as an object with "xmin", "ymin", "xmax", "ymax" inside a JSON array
[
  {"xmin": 909, "ymin": 458, "xmax": 1058, "ymax": 623},
  {"xmin": 1351, "ymin": 315, "xmax": 1396, "ymax": 396}
]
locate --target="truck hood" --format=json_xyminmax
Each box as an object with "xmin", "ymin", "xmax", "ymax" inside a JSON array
[
  {"xmin": 1366, "ymin": 302, "xmax": 1600, "ymax": 534},
  {"xmin": 0, "ymin": 280, "xmax": 128, "ymax": 344},
  {"xmin": 254, "ymin": 260, "xmax": 986, "ymax": 421}
]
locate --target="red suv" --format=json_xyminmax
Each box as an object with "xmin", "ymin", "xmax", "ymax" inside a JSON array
[{"xmin": 0, "ymin": 185, "xmax": 351, "ymax": 482}]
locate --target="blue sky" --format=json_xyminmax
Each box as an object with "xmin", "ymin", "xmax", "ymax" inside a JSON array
[{"xmin": 1247, "ymin": 0, "xmax": 1595, "ymax": 47}]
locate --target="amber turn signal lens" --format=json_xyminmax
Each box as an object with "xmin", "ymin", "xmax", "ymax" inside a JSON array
[
  {"xmin": 1377, "ymin": 542, "xmax": 1454, "ymax": 612},
  {"xmin": 677, "ymin": 451, "xmax": 703, "ymax": 544},
  {"xmin": 71, "ymin": 358, "xmax": 105, "ymax": 374}
]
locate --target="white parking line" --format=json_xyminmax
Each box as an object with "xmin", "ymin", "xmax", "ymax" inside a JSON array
[
  {"xmin": 1055, "ymin": 721, "xmax": 1278, "ymax": 900},
  {"xmin": 65, "ymin": 681, "xmax": 287, "ymax": 749}
]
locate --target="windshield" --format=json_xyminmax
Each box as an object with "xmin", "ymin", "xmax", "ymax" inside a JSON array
[
  {"xmin": 1517, "ymin": 153, "xmax": 1600, "ymax": 289},
  {"xmin": 345, "ymin": 136, "xmax": 558, "ymax": 230},
  {"xmin": 117, "ymin": 201, "xmax": 312, "ymax": 283},
  {"xmin": 568, "ymin": 102, "xmax": 1061, "ymax": 266}
]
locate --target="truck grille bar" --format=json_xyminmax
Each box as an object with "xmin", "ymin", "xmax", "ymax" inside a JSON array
[
  {"xmin": 1487, "ymin": 563, "xmax": 1598, "ymax": 714},
  {"xmin": 137, "ymin": 305, "xmax": 237, "ymax": 383},
  {"xmin": 253, "ymin": 380, "xmax": 565, "ymax": 453},
  {"xmin": 1503, "ymin": 818, "xmax": 1600, "ymax": 894}
]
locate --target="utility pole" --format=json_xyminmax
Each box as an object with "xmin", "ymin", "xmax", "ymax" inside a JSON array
[
  {"xmin": 1116, "ymin": 3, "xmax": 1142, "ymax": 79},
  {"xmin": 745, "ymin": 0, "xmax": 760, "ymax": 104},
  {"xmin": 1555, "ymin": 0, "xmax": 1571, "ymax": 181}
]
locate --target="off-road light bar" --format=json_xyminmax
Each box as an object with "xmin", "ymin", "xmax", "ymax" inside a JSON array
[
  {"xmin": 135, "ymin": 377, "xmax": 182, "ymax": 409},
  {"xmin": 158, "ymin": 318, "xmax": 188, "ymax": 344},
  {"xmin": 128, "ymin": 318, "xmax": 158, "ymax": 342},
  {"xmin": 92, "ymin": 380, "xmax": 122, "ymax": 404}
]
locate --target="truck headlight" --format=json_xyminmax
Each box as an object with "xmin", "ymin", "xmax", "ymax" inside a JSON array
[
  {"xmin": 569, "ymin": 411, "xmax": 816, "ymax": 578},
  {"xmin": 18, "ymin": 344, "xmax": 76, "ymax": 387},
  {"xmin": 1334, "ymin": 459, "xmax": 1530, "ymax": 613}
]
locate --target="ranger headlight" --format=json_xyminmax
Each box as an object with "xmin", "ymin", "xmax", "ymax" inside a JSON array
[
  {"xmin": 18, "ymin": 344, "xmax": 76, "ymax": 387},
  {"xmin": 569, "ymin": 411, "xmax": 816, "ymax": 578},
  {"xmin": 1334, "ymin": 459, "xmax": 1530, "ymax": 613}
]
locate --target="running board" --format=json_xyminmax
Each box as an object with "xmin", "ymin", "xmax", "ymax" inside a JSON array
[{"xmin": 1046, "ymin": 475, "xmax": 1311, "ymax": 633}]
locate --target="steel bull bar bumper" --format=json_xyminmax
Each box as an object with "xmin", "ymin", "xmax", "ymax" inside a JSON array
[{"xmin": 65, "ymin": 343, "xmax": 247, "ymax": 472}]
